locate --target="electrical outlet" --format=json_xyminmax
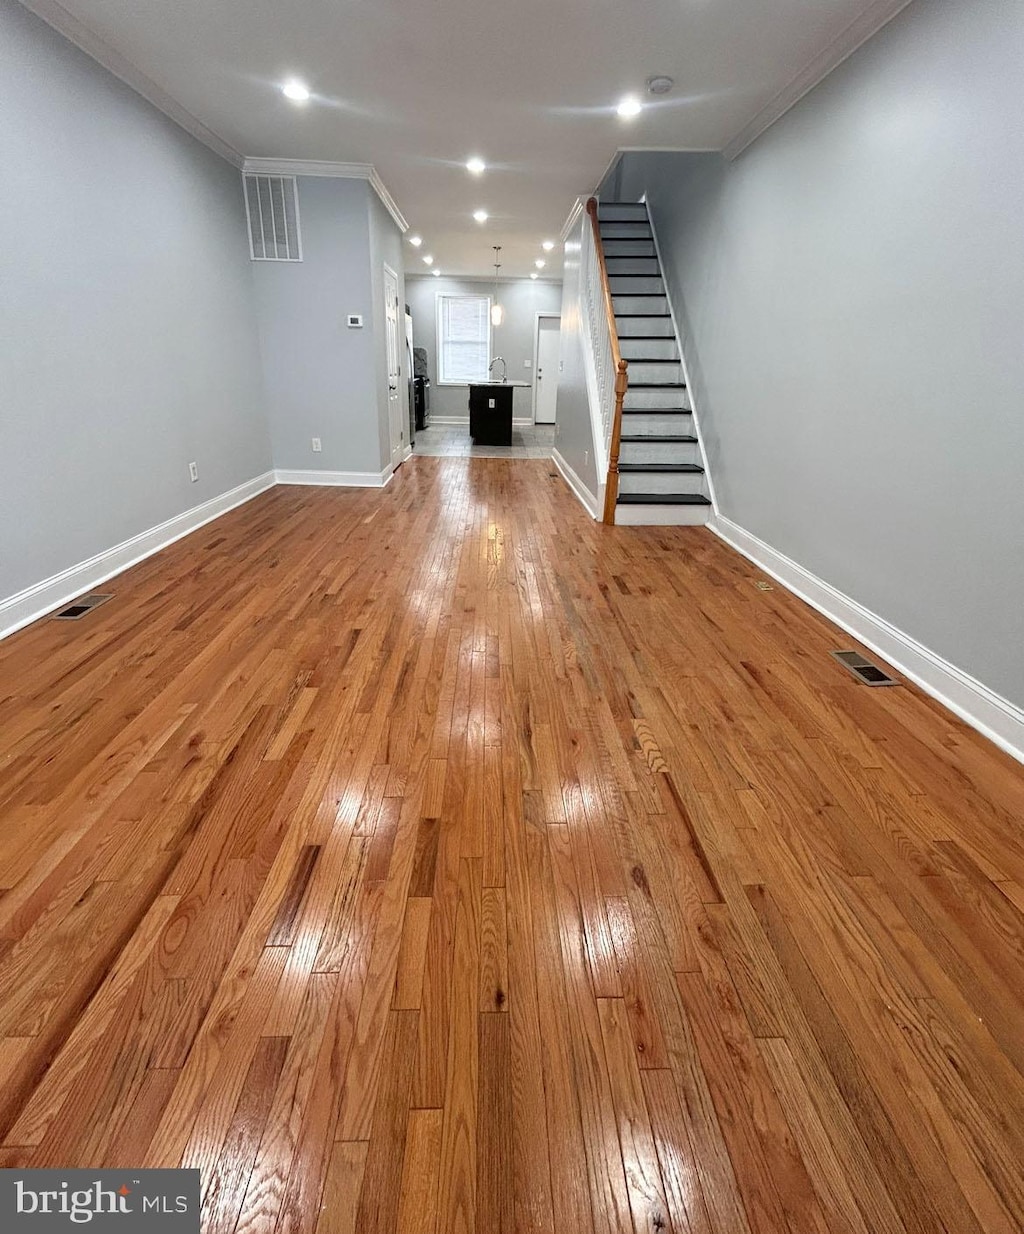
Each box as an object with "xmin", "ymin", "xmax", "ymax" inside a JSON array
[
  {"xmin": 311, "ymin": 437, "xmax": 322, "ymax": 453},
  {"xmin": 188, "ymin": 461, "xmax": 198, "ymax": 483},
  {"xmin": 523, "ymin": 359, "xmax": 532, "ymax": 369}
]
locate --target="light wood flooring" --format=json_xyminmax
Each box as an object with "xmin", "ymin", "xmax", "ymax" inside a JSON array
[{"xmin": 1, "ymin": 457, "xmax": 1023, "ymax": 1234}]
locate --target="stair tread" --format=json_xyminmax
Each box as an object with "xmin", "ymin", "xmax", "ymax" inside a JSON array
[
  {"xmin": 622, "ymin": 358, "xmax": 678, "ymax": 363},
  {"xmin": 620, "ymin": 434, "xmax": 697, "ymax": 443},
  {"xmin": 627, "ymin": 382, "xmax": 687, "ymax": 389},
  {"xmin": 617, "ymin": 493, "xmax": 712, "ymax": 506},
  {"xmin": 618, "ymin": 463, "xmax": 703, "ymax": 473},
  {"xmin": 621, "ymin": 407, "xmax": 691, "ymax": 414},
  {"xmin": 615, "ymin": 313, "xmax": 672, "ymax": 318}
]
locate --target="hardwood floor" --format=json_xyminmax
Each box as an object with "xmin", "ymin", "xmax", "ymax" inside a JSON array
[{"xmin": 1, "ymin": 457, "xmax": 1023, "ymax": 1233}]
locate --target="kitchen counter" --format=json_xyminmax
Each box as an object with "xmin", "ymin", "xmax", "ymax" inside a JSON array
[{"xmin": 468, "ymin": 383, "xmax": 515, "ymax": 445}]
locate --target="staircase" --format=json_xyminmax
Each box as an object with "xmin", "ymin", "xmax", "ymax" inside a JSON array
[{"xmin": 599, "ymin": 202, "xmax": 711, "ymax": 525}]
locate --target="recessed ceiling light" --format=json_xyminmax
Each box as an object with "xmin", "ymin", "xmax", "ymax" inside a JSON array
[
  {"xmin": 432, "ymin": 269, "xmax": 441, "ymax": 277},
  {"xmin": 409, "ymin": 235, "xmax": 423, "ymax": 247},
  {"xmin": 281, "ymin": 80, "xmax": 310, "ymax": 102},
  {"xmin": 534, "ymin": 259, "xmax": 545, "ymax": 269},
  {"xmin": 530, "ymin": 272, "xmax": 538, "ymax": 280},
  {"xmin": 542, "ymin": 240, "xmax": 555, "ymax": 251},
  {"xmin": 617, "ymin": 95, "xmax": 642, "ymax": 118},
  {"xmin": 466, "ymin": 157, "xmax": 486, "ymax": 175},
  {"xmin": 473, "ymin": 210, "xmax": 489, "ymax": 223},
  {"xmin": 647, "ymin": 75, "xmax": 674, "ymax": 96},
  {"xmin": 423, "ymin": 254, "xmax": 434, "ymax": 265}
]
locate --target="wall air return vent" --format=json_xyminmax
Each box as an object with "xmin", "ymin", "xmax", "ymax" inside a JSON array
[
  {"xmin": 243, "ymin": 174, "xmax": 302, "ymax": 261},
  {"xmin": 830, "ymin": 649, "xmax": 899, "ymax": 686}
]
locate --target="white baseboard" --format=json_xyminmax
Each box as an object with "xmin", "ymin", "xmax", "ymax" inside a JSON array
[
  {"xmin": 709, "ymin": 513, "xmax": 1024, "ymax": 765},
  {"xmin": 0, "ymin": 471, "xmax": 275, "ymax": 641},
  {"xmin": 274, "ymin": 466, "xmax": 393, "ymax": 488},
  {"xmin": 552, "ymin": 449, "xmax": 599, "ymax": 520}
]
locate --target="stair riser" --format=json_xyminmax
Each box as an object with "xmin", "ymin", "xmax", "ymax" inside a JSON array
[
  {"xmin": 623, "ymin": 389, "xmax": 690, "ymax": 411},
  {"xmin": 618, "ymin": 472, "xmax": 705, "ymax": 497},
  {"xmin": 621, "ymin": 412, "xmax": 693, "ymax": 435},
  {"xmin": 600, "ymin": 223, "xmax": 652, "ymax": 239},
  {"xmin": 619, "ymin": 339, "xmax": 679, "ymax": 360},
  {"xmin": 604, "ymin": 258, "xmax": 661, "ymax": 276},
  {"xmin": 616, "ymin": 317, "xmax": 674, "ymax": 338},
  {"xmin": 625, "ymin": 361, "xmax": 682, "ymax": 385},
  {"xmin": 615, "ymin": 504, "xmax": 710, "ymax": 527},
  {"xmin": 614, "ymin": 296, "xmax": 668, "ymax": 316},
  {"xmin": 602, "ymin": 240, "xmax": 656, "ymax": 257},
  {"xmin": 619, "ymin": 441, "xmax": 701, "ymax": 466},
  {"xmin": 598, "ymin": 204, "xmax": 649, "ymax": 222},
  {"xmin": 608, "ymin": 276, "xmax": 665, "ymax": 295}
]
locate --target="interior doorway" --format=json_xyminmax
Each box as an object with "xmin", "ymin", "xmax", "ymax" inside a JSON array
[
  {"xmin": 533, "ymin": 313, "xmax": 560, "ymax": 424},
  {"xmin": 383, "ymin": 263, "xmax": 407, "ymax": 471}
]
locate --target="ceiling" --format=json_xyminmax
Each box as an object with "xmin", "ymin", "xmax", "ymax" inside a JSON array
[{"xmin": 28, "ymin": 0, "xmax": 905, "ymax": 277}]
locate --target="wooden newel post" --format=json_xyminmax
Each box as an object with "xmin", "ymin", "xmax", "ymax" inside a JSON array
[{"xmin": 603, "ymin": 359, "xmax": 629, "ymax": 524}]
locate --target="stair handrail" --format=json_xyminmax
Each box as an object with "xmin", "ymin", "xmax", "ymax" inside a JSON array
[{"xmin": 585, "ymin": 198, "xmax": 629, "ymax": 524}]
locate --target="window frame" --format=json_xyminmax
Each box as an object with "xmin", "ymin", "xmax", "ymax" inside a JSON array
[{"xmin": 435, "ymin": 292, "xmax": 493, "ymax": 385}]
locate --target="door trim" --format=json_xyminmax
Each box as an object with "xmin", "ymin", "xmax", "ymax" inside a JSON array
[
  {"xmin": 383, "ymin": 261, "xmax": 404, "ymax": 470},
  {"xmin": 531, "ymin": 312, "xmax": 561, "ymax": 424}
]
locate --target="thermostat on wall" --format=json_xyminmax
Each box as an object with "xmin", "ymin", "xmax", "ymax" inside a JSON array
[{"xmin": 347, "ymin": 314, "xmax": 364, "ymax": 328}]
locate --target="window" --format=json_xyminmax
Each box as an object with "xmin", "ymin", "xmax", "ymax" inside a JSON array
[{"xmin": 437, "ymin": 294, "xmax": 491, "ymax": 383}]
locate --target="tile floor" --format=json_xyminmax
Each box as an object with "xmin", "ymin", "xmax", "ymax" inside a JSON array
[{"xmin": 412, "ymin": 422, "xmax": 556, "ymax": 459}]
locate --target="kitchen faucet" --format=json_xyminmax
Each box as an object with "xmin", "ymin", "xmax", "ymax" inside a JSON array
[{"xmin": 488, "ymin": 356, "xmax": 507, "ymax": 383}]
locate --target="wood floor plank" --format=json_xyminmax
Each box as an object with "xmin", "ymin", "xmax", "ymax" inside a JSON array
[{"xmin": 0, "ymin": 461, "xmax": 1021, "ymax": 1233}]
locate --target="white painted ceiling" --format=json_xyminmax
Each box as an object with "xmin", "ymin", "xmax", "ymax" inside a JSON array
[{"xmin": 35, "ymin": 0, "xmax": 896, "ymax": 276}]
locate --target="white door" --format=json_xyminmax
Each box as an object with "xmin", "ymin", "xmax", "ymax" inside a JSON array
[
  {"xmin": 384, "ymin": 264, "xmax": 405, "ymax": 469},
  {"xmin": 534, "ymin": 315, "xmax": 561, "ymax": 424}
]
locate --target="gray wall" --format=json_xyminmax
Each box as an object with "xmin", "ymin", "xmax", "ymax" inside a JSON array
[
  {"xmin": 612, "ymin": 0, "xmax": 1024, "ymax": 710},
  {"xmin": 251, "ymin": 177, "xmax": 387, "ymax": 475},
  {"xmin": 406, "ymin": 276, "xmax": 562, "ymax": 421},
  {"xmin": 0, "ymin": 0, "xmax": 271, "ymax": 605},
  {"xmin": 553, "ymin": 215, "xmax": 599, "ymax": 497}
]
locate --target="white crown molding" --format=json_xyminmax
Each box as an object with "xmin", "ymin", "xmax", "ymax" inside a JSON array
[
  {"xmin": 709, "ymin": 513, "xmax": 1024, "ymax": 765},
  {"xmin": 560, "ymin": 197, "xmax": 586, "ymax": 242},
  {"xmin": 274, "ymin": 466, "xmax": 394, "ymax": 488},
  {"xmin": 0, "ymin": 471, "xmax": 274, "ymax": 640},
  {"xmin": 242, "ymin": 158, "xmax": 408, "ymax": 233},
  {"xmin": 723, "ymin": 0, "xmax": 914, "ymax": 160},
  {"xmin": 20, "ymin": 0, "xmax": 244, "ymax": 166}
]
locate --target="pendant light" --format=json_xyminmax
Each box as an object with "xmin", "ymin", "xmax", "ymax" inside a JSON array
[{"xmin": 490, "ymin": 246, "xmax": 504, "ymax": 327}]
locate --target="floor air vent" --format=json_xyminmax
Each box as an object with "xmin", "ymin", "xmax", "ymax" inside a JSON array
[
  {"xmin": 54, "ymin": 594, "xmax": 113, "ymax": 620},
  {"xmin": 830, "ymin": 649, "xmax": 899, "ymax": 686}
]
